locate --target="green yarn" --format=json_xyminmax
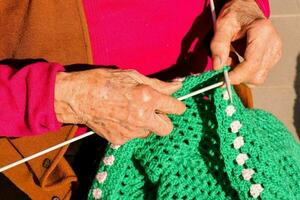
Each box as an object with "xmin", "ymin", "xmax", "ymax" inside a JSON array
[{"xmin": 88, "ymin": 68, "xmax": 300, "ymax": 200}]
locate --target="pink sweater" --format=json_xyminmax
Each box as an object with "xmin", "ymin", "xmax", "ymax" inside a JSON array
[{"xmin": 0, "ymin": 0, "xmax": 270, "ymax": 137}]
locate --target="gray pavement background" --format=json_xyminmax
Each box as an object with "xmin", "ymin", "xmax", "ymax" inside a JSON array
[{"xmin": 252, "ymin": 0, "xmax": 300, "ymax": 140}]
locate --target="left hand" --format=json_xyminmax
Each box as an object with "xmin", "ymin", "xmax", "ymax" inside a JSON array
[{"xmin": 210, "ymin": 0, "xmax": 282, "ymax": 85}]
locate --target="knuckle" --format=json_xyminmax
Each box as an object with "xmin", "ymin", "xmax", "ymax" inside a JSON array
[
  {"xmin": 216, "ymin": 13, "xmax": 239, "ymax": 29},
  {"xmin": 210, "ymin": 40, "xmax": 218, "ymax": 50},
  {"xmin": 229, "ymin": 71, "xmax": 243, "ymax": 84},
  {"xmin": 110, "ymin": 135, "xmax": 127, "ymax": 145},
  {"xmin": 215, "ymin": 17, "xmax": 224, "ymax": 28},
  {"xmin": 138, "ymin": 85, "xmax": 154, "ymax": 100},
  {"xmin": 127, "ymin": 69, "xmax": 139, "ymax": 75},
  {"xmin": 231, "ymin": 76, "xmax": 243, "ymax": 85},
  {"xmin": 151, "ymin": 78, "xmax": 163, "ymax": 85},
  {"xmin": 250, "ymin": 73, "xmax": 267, "ymax": 85},
  {"xmin": 250, "ymin": 78, "xmax": 264, "ymax": 85},
  {"xmin": 138, "ymin": 129, "xmax": 150, "ymax": 138},
  {"xmin": 258, "ymin": 20, "xmax": 274, "ymax": 35},
  {"xmin": 210, "ymin": 40, "xmax": 224, "ymax": 52}
]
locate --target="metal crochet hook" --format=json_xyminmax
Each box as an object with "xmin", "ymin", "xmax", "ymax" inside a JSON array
[{"xmin": 0, "ymin": 80, "xmax": 227, "ymax": 173}]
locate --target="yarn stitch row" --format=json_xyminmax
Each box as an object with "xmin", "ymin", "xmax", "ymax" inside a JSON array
[
  {"xmin": 223, "ymin": 90, "xmax": 263, "ymax": 198},
  {"xmin": 92, "ymin": 144, "xmax": 121, "ymax": 199}
]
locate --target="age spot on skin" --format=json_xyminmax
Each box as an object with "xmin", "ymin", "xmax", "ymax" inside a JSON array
[{"xmin": 143, "ymin": 93, "xmax": 151, "ymax": 102}]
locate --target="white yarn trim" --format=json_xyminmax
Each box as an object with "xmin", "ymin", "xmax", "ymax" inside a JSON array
[
  {"xmin": 250, "ymin": 184, "xmax": 264, "ymax": 198},
  {"xmin": 110, "ymin": 144, "xmax": 121, "ymax": 150},
  {"xmin": 223, "ymin": 90, "xmax": 230, "ymax": 100},
  {"xmin": 226, "ymin": 105, "xmax": 236, "ymax": 117},
  {"xmin": 236, "ymin": 153, "xmax": 249, "ymax": 165},
  {"xmin": 103, "ymin": 155, "xmax": 115, "ymax": 166},
  {"xmin": 242, "ymin": 168, "xmax": 255, "ymax": 181},
  {"xmin": 96, "ymin": 172, "xmax": 108, "ymax": 183},
  {"xmin": 230, "ymin": 120, "xmax": 242, "ymax": 133},
  {"xmin": 92, "ymin": 188, "xmax": 102, "ymax": 199},
  {"xmin": 233, "ymin": 136, "xmax": 244, "ymax": 149}
]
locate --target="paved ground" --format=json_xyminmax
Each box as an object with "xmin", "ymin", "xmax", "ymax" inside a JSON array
[{"xmin": 252, "ymin": 0, "xmax": 300, "ymax": 140}]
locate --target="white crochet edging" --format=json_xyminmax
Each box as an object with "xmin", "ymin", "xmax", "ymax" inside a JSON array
[
  {"xmin": 224, "ymin": 96, "xmax": 264, "ymax": 199},
  {"xmin": 226, "ymin": 105, "xmax": 236, "ymax": 117},
  {"xmin": 92, "ymin": 188, "xmax": 102, "ymax": 199},
  {"xmin": 93, "ymin": 144, "xmax": 122, "ymax": 199}
]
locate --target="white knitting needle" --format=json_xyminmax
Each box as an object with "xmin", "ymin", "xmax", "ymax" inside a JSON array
[
  {"xmin": 0, "ymin": 80, "xmax": 225, "ymax": 173},
  {"xmin": 209, "ymin": 0, "xmax": 217, "ymax": 26},
  {"xmin": 0, "ymin": 131, "xmax": 95, "ymax": 173},
  {"xmin": 209, "ymin": 0, "xmax": 233, "ymax": 103},
  {"xmin": 223, "ymin": 70, "xmax": 233, "ymax": 103},
  {"xmin": 177, "ymin": 81, "xmax": 223, "ymax": 101}
]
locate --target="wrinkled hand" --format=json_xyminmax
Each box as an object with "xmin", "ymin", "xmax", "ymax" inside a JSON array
[
  {"xmin": 211, "ymin": 0, "xmax": 282, "ymax": 85},
  {"xmin": 55, "ymin": 68, "xmax": 186, "ymax": 144}
]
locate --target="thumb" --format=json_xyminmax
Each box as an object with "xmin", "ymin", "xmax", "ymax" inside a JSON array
[{"xmin": 210, "ymin": 20, "xmax": 237, "ymax": 70}]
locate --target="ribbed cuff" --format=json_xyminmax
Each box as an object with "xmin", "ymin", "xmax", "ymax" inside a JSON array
[{"xmin": 47, "ymin": 63, "xmax": 65, "ymax": 132}]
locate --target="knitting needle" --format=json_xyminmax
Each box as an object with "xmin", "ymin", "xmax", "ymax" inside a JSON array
[
  {"xmin": 209, "ymin": 0, "xmax": 217, "ymax": 27},
  {"xmin": 177, "ymin": 81, "xmax": 223, "ymax": 101},
  {"xmin": 0, "ymin": 81, "xmax": 225, "ymax": 173},
  {"xmin": 223, "ymin": 70, "xmax": 233, "ymax": 103},
  {"xmin": 209, "ymin": 0, "xmax": 233, "ymax": 103},
  {"xmin": 0, "ymin": 131, "xmax": 95, "ymax": 173}
]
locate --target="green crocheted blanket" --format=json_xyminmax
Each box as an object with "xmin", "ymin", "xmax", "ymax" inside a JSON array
[{"xmin": 88, "ymin": 69, "xmax": 300, "ymax": 200}]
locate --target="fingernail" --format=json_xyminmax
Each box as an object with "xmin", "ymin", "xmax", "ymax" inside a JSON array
[{"xmin": 213, "ymin": 56, "xmax": 222, "ymax": 69}]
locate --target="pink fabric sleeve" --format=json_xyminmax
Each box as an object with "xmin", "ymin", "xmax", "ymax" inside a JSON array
[
  {"xmin": 0, "ymin": 62, "xmax": 64, "ymax": 137},
  {"xmin": 255, "ymin": 0, "xmax": 270, "ymax": 18}
]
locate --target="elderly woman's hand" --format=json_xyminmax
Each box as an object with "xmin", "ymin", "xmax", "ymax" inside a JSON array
[
  {"xmin": 54, "ymin": 68, "xmax": 186, "ymax": 144},
  {"xmin": 210, "ymin": 0, "xmax": 282, "ymax": 85}
]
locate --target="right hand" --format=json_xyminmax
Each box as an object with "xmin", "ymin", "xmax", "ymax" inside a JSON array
[{"xmin": 54, "ymin": 68, "xmax": 186, "ymax": 144}]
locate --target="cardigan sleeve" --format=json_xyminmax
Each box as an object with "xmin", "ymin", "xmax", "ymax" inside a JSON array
[
  {"xmin": 0, "ymin": 61, "xmax": 64, "ymax": 137},
  {"xmin": 255, "ymin": 0, "xmax": 270, "ymax": 18}
]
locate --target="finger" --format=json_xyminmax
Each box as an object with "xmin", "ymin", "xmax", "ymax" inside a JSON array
[
  {"xmin": 229, "ymin": 24, "xmax": 267, "ymax": 85},
  {"xmin": 134, "ymin": 129, "xmax": 151, "ymax": 139},
  {"xmin": 88, "ymin": 121, "xmax": 129, "ymax": 145},
  {"xmin": 211, "ymin": 17, "xmax": 239, "ymax": 70},
  {"xmin": 229, "ymin": 42, "xmax": 264, "ymax": 84},
  {"xmin": 119, "ymin": 122, "xmax": 151, "ymax": 138},
  {"xmin": 229, "ymin": 47, "xmax": 267, "ymax": 85},
  {"xmin": 148, "ymin": 114, "xmax": 173, "ymax": 136},
  {"xmin": 96, "ymin": 119, "xmax": 151, "ymax": 140},
  {"xmin": 143, "ymin": 78, "xmax": 182, "ymax": 95},
  {"xmin": 154, "ymin": 92, "xmax": 186, "ymax": 115},
  {"xmin": 229, "ymin": 61, "xmax": 257, "ymax": 85},
  {"xmin": 128, "ymin": 70, "xmax": 183, "ymax": 95}
]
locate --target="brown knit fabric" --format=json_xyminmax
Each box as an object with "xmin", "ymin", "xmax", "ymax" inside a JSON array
[
  {"xmin": 0, "ymin": 126, "xmax": 78, "ymax": 200},
  {"xmin": 0, "ymin": 0, "xmax": 93, "ymax": 64},
  {"xmin": 0, "ymin": 0, "xmax": 92, "ymax": 199}
]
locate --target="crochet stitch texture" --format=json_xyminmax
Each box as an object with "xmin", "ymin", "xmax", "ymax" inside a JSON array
[{"xmin": 88, "ymin": 69, "xmax": 300, "ymax": 199}]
